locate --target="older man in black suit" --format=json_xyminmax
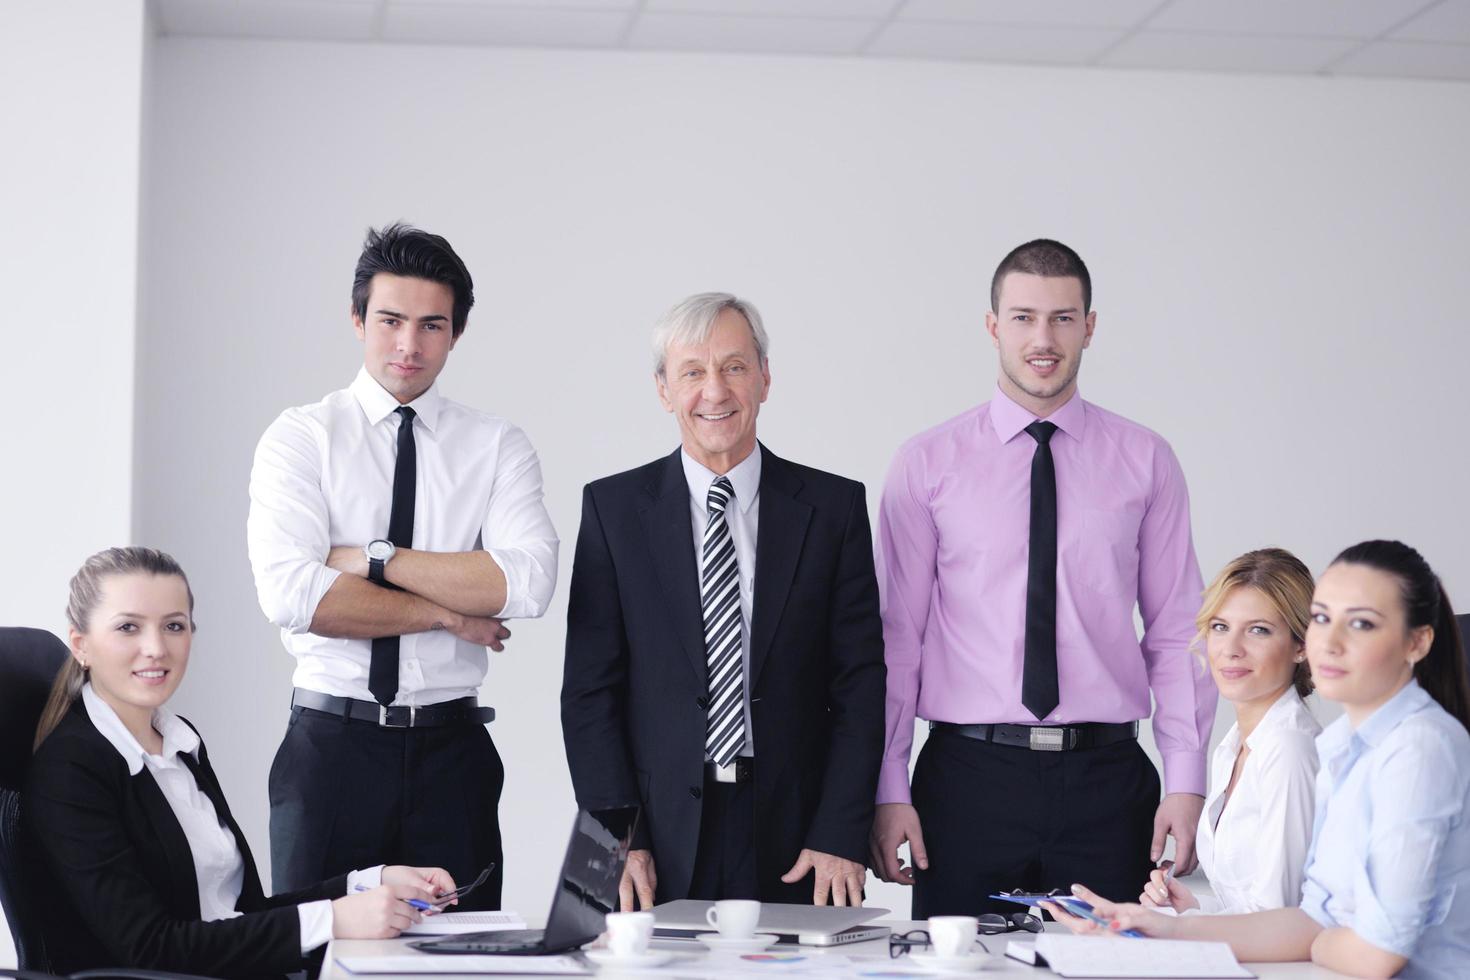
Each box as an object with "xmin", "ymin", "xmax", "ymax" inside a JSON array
[{"xmin": 561, "ymin": 293, "xmax": 885, "ymax": 910}]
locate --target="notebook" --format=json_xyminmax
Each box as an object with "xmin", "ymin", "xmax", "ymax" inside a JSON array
[{"xmin": 1005, "ymin": 935, "xmax": 1255, "ymax": 978}]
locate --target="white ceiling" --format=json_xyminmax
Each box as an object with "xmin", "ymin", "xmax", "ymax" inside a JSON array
[{"xmin": 151, "ymin": 0, "xmax": 1470, "ymax": 81}]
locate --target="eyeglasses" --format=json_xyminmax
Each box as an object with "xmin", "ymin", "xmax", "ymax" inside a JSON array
[
  {"xmin": 977, "ymin": 912, "xmax": 1042, "ymax": 935},
  {"xmin": 887, "ymin": 930, "xmax": 994, "ymax": 958}
]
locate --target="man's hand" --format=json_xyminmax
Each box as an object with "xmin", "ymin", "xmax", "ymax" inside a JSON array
[
  {"xmin": 619, "ymin": 849, "xmax": 657, "ymax": 911},
  {"xmin": 869, "ymin": 803, "xmax": 928, "ymax": 885},
  {"xmin": 1151, "ymin": 793, "xmax": 1205, "ymax": 875},
  {"xmin": 781, "ymin": 849, "xmax": 866, "ymax": 906},
  {"xmin": 383, "ymin": 865, "xmax": 458, "ymax": 907},
  {"xmin": 445, "ymin": 613, "xmax": 511, "ymax": 652},
  {"xmin": 327, "ymin": 545, "xmax": 370, "ymax": 578}
]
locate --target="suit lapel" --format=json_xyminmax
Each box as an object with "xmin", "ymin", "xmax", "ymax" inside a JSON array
[
  {"xmin": 750, "ymin": 444, "xmax": 811, "ymax": 691},
  {"xmin": 131, "ymin": 768, "xmax": 203, "ymax": 919},
  {"xmin": 180, "ymin": 744, "xmax": 266, "ymax": 907},
  {"xmin": 638, "ymin": 448, "xmax": 709, "ymax": 688}
]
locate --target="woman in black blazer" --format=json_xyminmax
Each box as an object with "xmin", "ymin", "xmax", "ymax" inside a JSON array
[{"xmin": 23, "ymin": 547, "xmax": 455, "ymax": 978}]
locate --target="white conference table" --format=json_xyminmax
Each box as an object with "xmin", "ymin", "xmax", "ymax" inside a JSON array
[{"xmin": 322, "ymin": 918, "xmax": 1353, "ymax": 980}]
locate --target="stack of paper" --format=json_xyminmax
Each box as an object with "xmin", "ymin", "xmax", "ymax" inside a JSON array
[
  {"xmin": 1006, "ymin": 934, "xmax": 1254, "ymax": 978},
  {"xmin": 334, "ymin": 953, "xmax": 589, "ymax": 975},
  {"xmin": 402, "ymin": 910, "xmax": 528, "ymax": 936}
]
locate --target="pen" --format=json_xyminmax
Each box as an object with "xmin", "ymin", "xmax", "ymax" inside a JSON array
[
  {"xmin": 1055, "ymin": 897, "xmax": 1144, "ymax": 939},
  {"xmin": 353, "ymin": 884, "xmax": 434, "ymax": 911}
]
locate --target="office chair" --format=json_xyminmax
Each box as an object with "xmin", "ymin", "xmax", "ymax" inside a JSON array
[{"xmin": 0, "ymin": 628, "xmax": 216, "ymax": 980}]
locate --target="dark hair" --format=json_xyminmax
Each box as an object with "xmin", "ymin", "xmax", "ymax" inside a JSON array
[
  {"xmin": 35, "ymin": 546, "xmax": 196, "ymax": 750},
  {"xmin": 1331, "ymin": 540, "xmax": 1470, "ymax": 731},
  {"xmin": 990, "ymin": 238, "xmax": 1092, "ymax": 313},
  {"xmin": 351, "ymin": 222, "xmax": 475, "ymax": 338}
]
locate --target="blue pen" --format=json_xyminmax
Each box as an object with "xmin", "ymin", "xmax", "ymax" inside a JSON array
[
  {"xmin": 1054, "ymin": 897, "xmax": 1144, "ymax": 939},
  {"xmin": 353, "ymin": 884, "xmax": 433, "ymax": 911}
]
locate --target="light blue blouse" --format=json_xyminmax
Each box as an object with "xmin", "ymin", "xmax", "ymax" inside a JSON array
[{"xmin": 1300, "ymin": 680, "xmax": 1470, "ymax": 979}]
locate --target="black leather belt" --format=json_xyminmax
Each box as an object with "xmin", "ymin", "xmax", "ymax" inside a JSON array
[
  {"xmin": 930, "ymin": 720, "xmax": 1137, "ymax": 752},
  {"xmin": 291, "ymin": 688, "xmax": 495, "ymax": 728}
]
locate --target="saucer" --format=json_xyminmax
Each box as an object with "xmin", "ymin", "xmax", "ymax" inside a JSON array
[
  {"xmin": 585, "ymin": 948, "xmax": 677, "ymax": 968},
  {"xmin": 906, "ymin": 951, "xmax": 994, "ymax": 973},
  {"xmin": 695, "ymin": 932, "xmax": 781, "ymax": 953}
]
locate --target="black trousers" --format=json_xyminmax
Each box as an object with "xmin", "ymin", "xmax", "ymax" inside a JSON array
[
  {"xmin": 686, "ymin": 772, "xmax": 759, "ymax": 901},
  {"xmin": 268, "ymin": 707, "xmax": 505, "ymax": 910},
  {"xmin": 910, "ymin": 728, "xmax": 1159, "ymax": 918}
]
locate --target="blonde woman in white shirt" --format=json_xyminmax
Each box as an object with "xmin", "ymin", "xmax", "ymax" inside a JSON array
[{"xmin": 1141, "ymin": 547, "xmax": 1321, "ymax": 915}]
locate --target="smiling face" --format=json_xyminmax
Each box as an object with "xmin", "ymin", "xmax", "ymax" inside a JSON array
[
  {"xmin": 985, "ymin": 272, "xmax": 1096, "ymax": 417},
  {"xmin": 1307, "ymin": 562, "xmax": 1432, "ymax": 725},
  {"xmin": 70, "ymin": 572, "xmax": 193, "ymax": 734},
  {"xmin": 655, "ymin": 307, "xmax": 771, "ymax": 475},
  {"xmin": 1206, "ymin": 586, "xmax": 1303, "ymax": 710},
  {"xmin": 353, "ymin": 273, "xmax": 459, "ymax": 404}
]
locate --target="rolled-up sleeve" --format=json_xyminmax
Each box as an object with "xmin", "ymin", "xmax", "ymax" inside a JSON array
[
  {"xmin": 246, "ymin": 410, "xmax": 340, "ymax": 634},
  {"xmin": 482, "ymin": 424, "xmax": 558, "ymax": 619},
  {"xmin": 1136, "ymin": 442, "xmax": 1213, "ymax": 796},
  {"xmin": 1350, "ymin": 735, "xmax": 1467, "ymax": 957}
]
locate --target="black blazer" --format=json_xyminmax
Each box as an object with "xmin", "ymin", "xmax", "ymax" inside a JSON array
[
  {"xmin": 561, "ymin": 445, "xmax": 886, "ymax": 902},
  {"xmin": 21, "ymin": 705, "xmax": 348, "ymax": 978}
]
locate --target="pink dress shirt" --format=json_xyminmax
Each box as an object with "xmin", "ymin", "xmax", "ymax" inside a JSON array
[{"xmin": 877, "ymin": 387, "xmax": 1214, "ymax": 804}]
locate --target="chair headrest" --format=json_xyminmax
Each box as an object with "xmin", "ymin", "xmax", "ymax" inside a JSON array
[{"xmin": 0, "ymin": 627, "xmax": 69, "ymax": 791}]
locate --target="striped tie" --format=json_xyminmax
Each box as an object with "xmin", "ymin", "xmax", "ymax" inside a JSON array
[{"xmin": 702, "ymin": 476, "xmax": 746, "ymax": 767}]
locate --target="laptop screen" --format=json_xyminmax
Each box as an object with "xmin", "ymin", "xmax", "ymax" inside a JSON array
[{"xmin": 541, "ymin": 807, "xmax": 639, "ymax": 950}]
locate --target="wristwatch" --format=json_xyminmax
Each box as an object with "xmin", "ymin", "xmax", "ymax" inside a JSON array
[{"xmin": 365, "ymin": 539, "xmax": 396, "ymax": 584}]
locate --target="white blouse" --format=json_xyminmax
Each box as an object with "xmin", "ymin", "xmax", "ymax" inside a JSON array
[
  {"xmin": 1192, "ymin": 686, "xmax": 1321, "ymax": 914},
  {"xmin": 81, "ymin": 685, "xmax": 371, "ymax": 952}
]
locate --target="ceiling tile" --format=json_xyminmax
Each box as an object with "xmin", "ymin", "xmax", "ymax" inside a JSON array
[
  {"xmin": 155, "ymin": 0, "xmax": 376, "ymax": 41},
  {"xmin": 1101, "ymin": 30, "xmax": 1359, "ymax": 72},
  {"xmin": 645, "ymin": 0, "xmax": 898, "ymax": 17},
  {"xmin": 382, "ymin": 3, "xmax": 627, "ymax": 46},
  {"xmin": 627, "ymin": 13, "xmax": 877, "ymax": 55},
  {"xmin": 1392, "ymin": 0, "xmax": 1470, "ymax": 43},
  {"xmin": 866, "ymin": 21, "xmax": 1125, "ymax": 63},
  {"xmin": 1148, "ymin": 0, "xmax": 1436, "ymax": 39},
  {"xmin": 1333, "ymin": 39, "xmax": 1470, "ymax": 79},
  {"xmin": 389, "ymin": 0, "xmax": 636, "ymax": 9},
  {"xmin": 898, "ymin": 0, "xmax": 1158, "ymax": 29}
]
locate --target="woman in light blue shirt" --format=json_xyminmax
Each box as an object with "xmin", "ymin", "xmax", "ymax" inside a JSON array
[{"xmin": 1050, "ymin": 539, "xmax": 1470, "ymax": 979}]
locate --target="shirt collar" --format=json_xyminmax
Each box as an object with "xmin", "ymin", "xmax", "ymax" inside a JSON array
[
  {"xmin": 1317, "ymin": 678, "xmax": 1431, "ymax": 759},
  {"xmin": 349, "ymin": 366, "xmax": 442, "ymax": 432},
  {"xmin": 82, "ymin": 683, "xmax": 200, "ymax": 776},
  {"xmin": 989, "ymin": 384, "xmax": 1087, "ymax": 445},
  {"xmin": 1243, "ymin": 686, "xmax": 1308, "ymax": 751},
  {"xmin": 681, "ymin": 446, "xmax": 761, "ymax": 515}
]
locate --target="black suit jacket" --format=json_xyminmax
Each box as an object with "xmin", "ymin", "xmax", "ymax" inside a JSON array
[
  {"xmin": 22, "ymin": 705, "xmax": 348, "ymax": 978},
  {"xmin": 561, "ymin": 444, "xmax": 886, "ymax": 902}
]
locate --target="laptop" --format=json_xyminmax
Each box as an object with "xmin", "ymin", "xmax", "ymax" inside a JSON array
[
  {"xmin": 412, "ymin": 806, "xmax": 639, "ymax": 955},
  {"xmin": 652, "ymin": 899, "xmax": 890, "ymax": 946}
]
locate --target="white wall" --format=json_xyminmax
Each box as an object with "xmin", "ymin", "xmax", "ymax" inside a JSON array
[
  {"xmin": 134, "ymin": 37, "xmax": 1470, "ymax": 922},
  {"xmin": 0, "ymin": 0, "xmax": 146, "ymax": 968}
]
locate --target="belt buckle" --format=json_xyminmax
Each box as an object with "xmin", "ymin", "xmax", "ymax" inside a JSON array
[
  {"xmin": 1028, "ymin": 726, "xmax": 1065, "ymax": 751},
  {"xmin": 378, "ymin": 704, "xmax": 417, "ymax": 728}
]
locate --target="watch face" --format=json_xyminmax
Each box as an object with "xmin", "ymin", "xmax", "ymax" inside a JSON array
[{"xmin": 366, "ymin": 540, "xmax": 394, "ymax": 561}]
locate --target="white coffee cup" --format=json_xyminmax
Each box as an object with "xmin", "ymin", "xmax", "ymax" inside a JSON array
[
  {"xmin": 604, "ymin": 911, "xmax": 656, "ymax": 958},
  {"xmin": 927, "ymin": 916, "xmax": 979, "ymax": 959},
  {"xmin": 705, "ymin": 899, "xmax": 761, "ymax": 939}
]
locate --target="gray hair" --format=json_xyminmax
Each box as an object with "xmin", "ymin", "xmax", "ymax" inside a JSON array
[{"xmin": 652, "ymin": 292, "xmax": 770, "ymax": 376}]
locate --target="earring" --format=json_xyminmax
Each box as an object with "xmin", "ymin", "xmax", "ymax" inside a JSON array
[{"xmin": 1294, "ymin": 655, "xmax": 1305, "ymax": 663}]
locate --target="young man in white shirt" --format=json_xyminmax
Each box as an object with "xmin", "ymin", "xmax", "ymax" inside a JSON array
[{"xmin": 247, "ymin": 223, "xmax": 558, "ymax": 909}]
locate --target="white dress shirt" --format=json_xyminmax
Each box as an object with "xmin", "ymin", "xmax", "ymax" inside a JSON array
[
  {"xmin": 1192, "ymin": 686, "xmax": 1320, "ymax": 914},
  {"xmin": 1301, "ymin": 681, "xmax": 1470, "ymax": 980},
  {"xmin": 81, "ymin": 684, "xmax": 379, "ymax": 952},
  {"xmin": 682, "ymin": 447, "xmax": 759, "ymax": 759},
  {"xmin": 248, "ymin": 368, "xmax": 559, "ymax": 705}
]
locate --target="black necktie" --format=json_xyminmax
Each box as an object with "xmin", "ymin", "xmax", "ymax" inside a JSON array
[
  {"xmin": 369, "ymin": 405, "xmax": 416, "ymax": 706},
  {"xmin": 1022, "ymin": 420, "xmax": 1059, "ymax": 720}
]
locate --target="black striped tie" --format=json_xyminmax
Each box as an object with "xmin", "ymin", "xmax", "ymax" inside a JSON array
[{"xmin": 701, "ymin": 476, "xmax": 746, "ymax": 767}]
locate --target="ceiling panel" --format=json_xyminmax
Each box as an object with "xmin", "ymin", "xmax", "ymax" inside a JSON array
[
  {"xmin": 898, "ymin": 0, "xmax": 1159, "ymax": 29},
  {"xmin": 645, "ymin": 0, "xmax": 899, "ymax": 17},
  {"xmin": 1149, "ymin": 0, "xmax": 1438, "ymax": 39},
  {"xmin": 1392, "ymin": 0, "xmax": 1470, "ymax": 43},
  {"xmin": 382, "ymin": 3, "xmax": 628, "ymax": 46},
  {"xmin": 1334, "ymin": 39, "xmax": 1470, "ymax": 79},
  {"xmin": 1101, "ymin": 30, "xmax": 1358, "ymax": 73},
  {"xmin": 868, "ymin": 21, "xmax": 1125, "ymax": 64},
  {"xmin": 156, "ymin": 0, "xmax": 378, "ymax": 40},
  {"xmin": 628, "ymin": 13, "xmax": 876, "ymax": 55}
]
